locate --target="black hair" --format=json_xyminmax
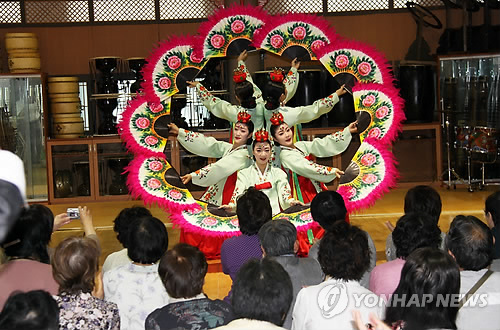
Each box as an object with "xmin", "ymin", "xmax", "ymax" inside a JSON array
[
  {"xmin": 385, "ymin": 248, "xmax": 460, "ymax": 330},
  {"xmin": 113, "ymin": 206, "xmax": 152, "ymax": 248},
  {"xmin": 127, "ymin": 216, "xmax": 169, "ymax": 264},
  {"xmin": 404, "ymin": 185, "xmax": 442, "ymax": 225},
  {"xmin": 270, "ymin": 124, "xmax": 281, "ymax": 146},
  {"xmin": 485, "ymin": 191, "xmax": 500, "ymax": 227},
  {"xmin": 258, "ymin": 219, "xmax": 297, "ymax": 257},
  {"xmin": 392, "ymin": 213, "xmax": 442, "ymax": 259},
  {"xmin": 158, "ymin": 243, "xmax": 207, "ymax": 298},
  {"xmin": 264, "ymin": 81, "xmax": 285, "ymax": 111},
  {"xmin": 0, "ymin": 290, "xmax": 59, "ymax": 330},
  {"xmin": 235, "ymin": 81, "xmax": 257, "ymax": 109},
  {"xmin": 231, "ymin": 258, "xmax": 293, "ymax": 326},
  {"xmin": 318, "ymin": 221, "xmax": 370, "ymax": 281},
  {"xmin": 445, "ymin": 215, "xmax": 493, "ymax": 270},
  {"xmin": 3, "ymin": 204, "xmax": 54, "ymax": 264},
  {"xmin": 235, "ymin": 120, "xmax": 254, "ymax": 146},
  {"xmin": 236, "ymin": 187, "xmax": 272, "ymax": 235},
  {"xmin": 310, "ymin": 191, "xmax": 347, "ymax": 232}
]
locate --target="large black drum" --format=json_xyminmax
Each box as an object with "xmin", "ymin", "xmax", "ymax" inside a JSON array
[{"xmin": 398, "ymin": 64, "xmax": 436, "ymax": 123}]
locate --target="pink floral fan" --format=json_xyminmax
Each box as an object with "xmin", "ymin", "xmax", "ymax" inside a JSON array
[{"xmin": 252, "ymin": 13, "xmax": 337, "ymax": 60}]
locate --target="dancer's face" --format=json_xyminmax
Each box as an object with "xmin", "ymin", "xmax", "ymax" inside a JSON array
[
  {"xmin": 274, "ymin": 123, "xmax": 293, "ymax": 147},
  {"xmin": 233, "ymin": 122, "xmax": 250, "ymax": 146},
  {"xmin": 253, "ymin": 142, "xmax": 271, "ymax": 166}
]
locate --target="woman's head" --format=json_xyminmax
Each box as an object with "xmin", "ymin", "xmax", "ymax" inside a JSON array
[
  {"xmin": 236, "ymin": 187, "xmax": 272, "ymax": 235},
  {"xmin": 252, "ymin": 139, "xmax": 272, "ymax": 166},
  {"xmin": 264, "ymin": 81, "xmax": 286, "ymax": 111},
  {"xmin": 270, "ymin": 122, "xmax": 293, "ymax": 148},
  {"xmin": 158, "ymin": 243, "xmax": 207, "ymax": 299},
  {"xmin": 235, "ymin": 81, "xmax": 256, "ymax": 109},
  {"xmin": 3, "ymin": 204, "xmax": 54, "ymax": 263},
  {"xmin": 404, "ymin": 185, "xmax": 442, "ymax": 225},
  {"xmin": 52, "ymin": 236, "xmax": 100, "ymax": 294},
  {"xmin": 113, "ymin": 206, "xmax": 152, "ymax": 248},
  {"xmin": 385, "ymin": 248, "xmax": 460, "ymax": 330},
  {"xmin": 485, "ymin": 191, "xmax": 500, "ymax": 229},
  {"xmin": 233, "ymin": 120, "xmax": 254, "ymax": 147},
  {"xmin": 127, "ymin": 216, "xmax": 169, "ymax": 264},
  {"xmin": 392, "ymin": 213, "xmax": 442, "ymax": 259}
]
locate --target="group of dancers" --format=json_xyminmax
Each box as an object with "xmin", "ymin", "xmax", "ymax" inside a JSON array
[{"xmin": 167, "ymin": 51, "xmax": 358, "ymax": 256}]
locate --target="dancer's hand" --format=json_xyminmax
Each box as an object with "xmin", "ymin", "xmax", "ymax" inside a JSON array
[
  {"xmin": 291, "ymin": 58, "xmax": 300, "ymax": 69},
  {"xmin": 219, "ymin": 204, "xmax": 234, "ymax": 212},
  {"xmin": 290, "ymin": 200, "xmax": 305, "ymax": 207},
  {"xmin": 335, "ymin": 169, "xmax": 345, "ymax": 178},
  {"xmin": 336, "ymin": 84, "xmax": 347, "ymax": 96},
  {"xmin": 238, "ymin": 50, "xmax": 248, "ymax": 62},
  {"xmin": 167, "ymin": 123, "xmax": 179, "ymax": 136},
  {"xmin": 187, "ymin": 81, "xmax": 199, "ymax": 88},
  {"xmin": 385, "ymin": 221, "xmax": 395, "ymax": 232},
  {"xmin": 181, "ymin": 174, "xmax": 192, "ymax": 185},
  {"xmin": 352, "ymin": 311, "xmax": 391, "ymax": 330},
  {"xmin": 348, "ymin": 121, "xmax": 358, "ymax": 134}
]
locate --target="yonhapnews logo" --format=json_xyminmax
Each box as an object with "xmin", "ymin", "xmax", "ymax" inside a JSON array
[{"xmin": 317, "ymin": 282, "xmax": 349, "ymax": 318}]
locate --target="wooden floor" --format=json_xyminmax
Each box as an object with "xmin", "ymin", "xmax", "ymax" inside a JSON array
[{"xmin": 47, "ymin": 182, "xmax": 499, "ymax": 300}]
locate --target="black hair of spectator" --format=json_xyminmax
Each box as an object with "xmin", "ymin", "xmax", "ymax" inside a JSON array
[
  {"xmin": 485, "ymin": 191, "xmax": 500, "ymax": 227},
  {"xmin": 264, "ymin": 81, "xmax": 286, "ymax": 111},
  {"xmin": 235, "ymin": 81, "xmax": 257, "ymax": 109},
  {"xmin": 258, "ymin": 219, "xmax": 297, "ymax": 257},
  {"xmin": 127, "ymin": 216, "xmax": 169, "ymax": 264},
  {"xmin": 113, "ymin": 206, "xmax": 152, "ymax": 248},
  {"xmin": 3, "ymin": 204, "xmax": 54, "ymax": 264},
  {"xmin": 393, "ymin": 212, "xmax": 442, "ymax": 259},
  {"xmin": 0, "ymin": 290, "xmax": 59, "ymax": 330},
  {"xmin": 318, "ymin": 221, "xmax": 370, "ymax": 281},
  {"xmin": 310, "ymin": 191, "xmax": 347, "ymax": 231},
  {"xmin": 231, "ymin": 258, "xmax": 293, "ymax": 326},
  {"xmin": 236, "ymin": 187, "xmax": 272, "ymax": 235},
  {"xmin": 445, "ymin": 215, "xmax": 493, "ymax": 271},
  {"xmin": 158, "ymin": 243, "xmax": 208, "ymax": 299},
  {"xmin": 385, "ymin": 248, "xmax": 460, "ymax": 330},
  {"xmin": 404, "ymin": 185, "xmax": 442, "ymax": 225}
]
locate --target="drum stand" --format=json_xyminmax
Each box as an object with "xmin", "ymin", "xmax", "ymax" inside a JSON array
[
  {"xmin": 440, "ymin": 110, "xmax": 465, "ymax": 189},
  {"xmin": 467, "ymin": 151, "xmax": 499, "ymax": 192}
]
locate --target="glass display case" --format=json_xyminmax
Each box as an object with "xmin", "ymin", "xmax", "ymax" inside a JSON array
[{"xmin": 0, "ymin": 74, "xmax": 48, "ymax": 201}]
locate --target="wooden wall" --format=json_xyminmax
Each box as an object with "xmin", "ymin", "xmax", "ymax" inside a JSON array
[{"xmin": 0, "ymin": 8, "xmax": 497, "ymax": 75}]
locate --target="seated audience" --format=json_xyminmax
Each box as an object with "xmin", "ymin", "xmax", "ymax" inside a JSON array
[
  {"xmin": 52, "ymin": 236, "xmax": 120, "ymax": 330},
  {"xmin": 104, "ymin": 215, "xmax": 170, "ymax": 330},
  {"xmin": 220, "ymin": 187, "xmax": 271, "ymax": 302},
  {"xmin": 258, "ymin": 219, "xmax": 323, "ymax": 329},
  {"xmin": 146, "ymin": 243, "xmax": 233, "ymax": 329},
  {"xmin": 216, "ymin": 258, "xmax": 293, "ymax": 329},
  {"xmin": 484, "ymin": 191, "xmax": 500, "ymax": 259},
  {"xmin": 385, "ymin": 247, "xmax": 460, "ymax": 330},
  {"xmin": 292, "ymin": 222, "xmax": 384, "ymax": 330},
  {"xmin": 386, "ymin": 185, "xmax": 444, "ymax": 261},
  {"xmin": 446, "ymin": 215, "xmax": 500, "ymax": 330},
  {"xmin": 102, "ymin": 206, "xmax": 152, "ymax": 273},
  {"xmin": 0, "ymin": 290, "xmax": 59, "ymax": 330},
  {"xmin": 370, "ymin": 213, "xmax": 441, "ymax": 299},
  {"xmin": 309, "ymin": 190, "xmax": 376, "ymax": 288}
]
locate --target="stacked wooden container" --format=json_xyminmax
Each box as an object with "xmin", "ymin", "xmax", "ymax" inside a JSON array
[
  {"xmin": 5, "ymin": 33, "xmax": 41, "ymax": 73},
  {"xmin": 48, "ymin": 77, "xmax": 84, "ymax": 138}
]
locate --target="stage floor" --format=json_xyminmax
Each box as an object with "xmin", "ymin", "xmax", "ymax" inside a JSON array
[{"xmin": 47, "ymin": 182, "xmax": 499, "ymax": 300}]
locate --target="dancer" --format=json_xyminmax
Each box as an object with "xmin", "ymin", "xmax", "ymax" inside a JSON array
[
  {"xmin": 224, "ymin": 129, "xmax": 303, "ymax": 216},
  {"xmin": 187, "ymin": 50, "xmax": 300, "ymax": 134},
  {"xmin": 167, "ymin": 115, "xmax": 253, "ymax": 206},
  {"xmin": 270, "ymin": 114, "xmax": 357, "ymax": 203}
]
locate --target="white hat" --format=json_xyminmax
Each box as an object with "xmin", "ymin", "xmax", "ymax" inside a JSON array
[{"xmin": 0, "ymin": 150, "xmax": 27, "ymax": 203}]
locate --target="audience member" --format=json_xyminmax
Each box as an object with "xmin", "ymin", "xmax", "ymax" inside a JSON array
[
  {"xmin": 0, "ymin": 290, "xmax": 59, "ymax": 330},
  {"xmin": 309, "ymin": 191, "xmax": 376, "ymax": 288},
  {"xmin": 446, "ymin": 215, "xmax": 500, "ymax": 330},
  {"xmin": 370, "ymin": 213, "xmax": 441, "ymax": 299},
  {"xmin": 220, "ymin": 187, "xmax": 271, "ymax": 302},
  {"xmin": 102, "ymin": 206, "xmax": 152, "ymax": 273},
  {"xmin": 104, "ymin": 215, "xmax": 170, "ymax": 330},
  {"xmin": 258, "ymin": 219, "xmax": 323, "ymax": 329},
  {"xmin": 484, "ymin": 191, "xmax": 500, "ymax": 259},
  {"xmin": 52, "ymin": 236, "xmax": 119, "ymax": 330},
  {"xmin": 292, "ymin": 222, "xmax": 384, "ymax": 330},
  {"xmin": 0, "ymin": 205, "xmax": 60, "ymax": 308},
  {"xmin": 385, "ymin": 247, "xmax": 460, "ymax": 330},
  {"xmin": 386, "ymin": 185, "xmax": 444, "ymax": 261},
  {"xmin": 146, "ymin": 243, "xmax": 233, "ymax": 329},
  {"xmin": 215, "ymin": 258, "xmax": 293, "ymax": 329}
]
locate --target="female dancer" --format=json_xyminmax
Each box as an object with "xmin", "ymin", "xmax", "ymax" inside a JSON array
[
  {"xmin": 167, "ymin": 115, "xmax": 253, "ymax": 206},
  {"xmin": 224, "ymin": 129, "xmax": 303, "ymax": 216}
]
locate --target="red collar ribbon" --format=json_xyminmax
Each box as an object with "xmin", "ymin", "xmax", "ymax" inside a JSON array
[{"xmin": 254, "ymin": 182, "xmax": 272, "ymax": 190}]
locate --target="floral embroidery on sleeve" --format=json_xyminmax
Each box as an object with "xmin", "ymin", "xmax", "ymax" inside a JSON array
[
  {"xmin": 283, "ymin": 69, "xmax": 297, "ymax": 86},
  {"xmin": 196, "ymin": 84, "xmax": 215, "ymax": 103},
  {"xmin": 183, "ymin": 129, "xmax": 200, "ymax": 143},
  {"xmin": 330, "ymin": 131, "xmax": 345, "ymax": 142},
  {"xmin": 310, "ymin": 161, "xmax": 336, "ymax": 175},
  {"xmin": 319, "ymin": 93, "xmax": 338, "ymax": 108}
]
